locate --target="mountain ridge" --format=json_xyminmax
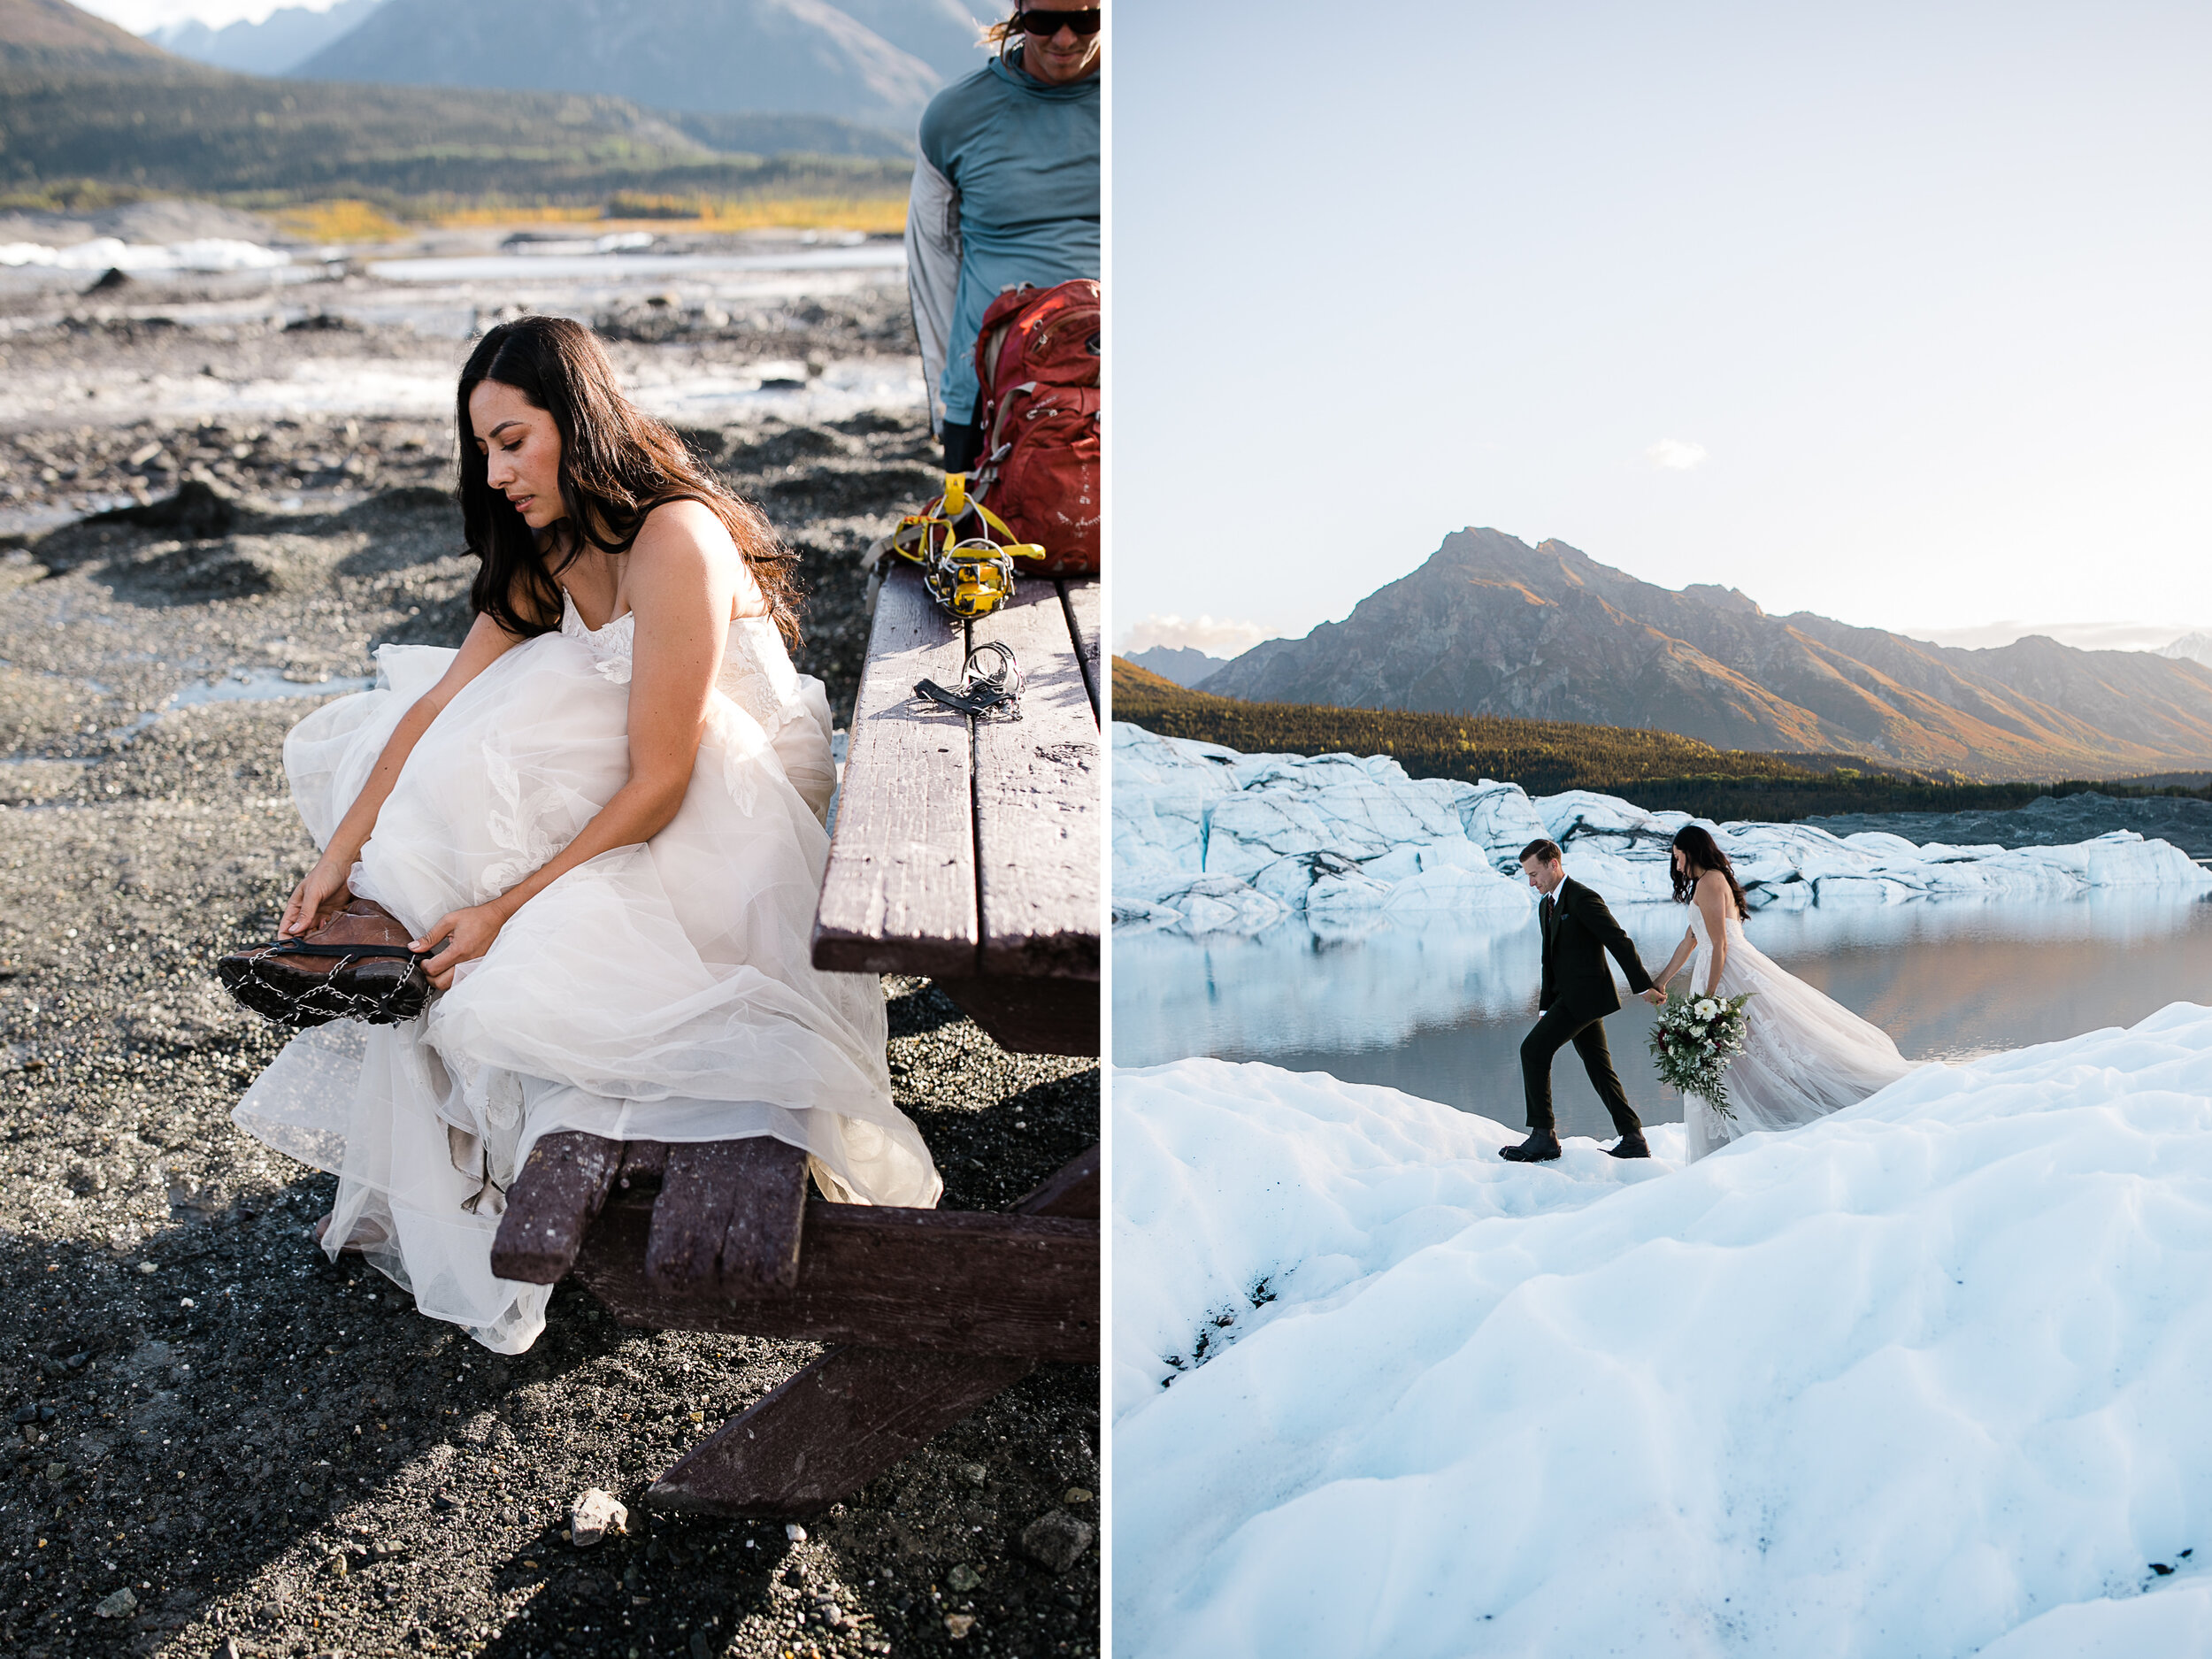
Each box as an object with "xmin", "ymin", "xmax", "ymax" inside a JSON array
[
  {"xmin": 1125, "ymin": 645, "xmax": 1230, "ymax": 688},
  {"xmin": 148, "ymin": 0, "xmax": 383, "ymax": 76},
  {"xmin": 291, "ymin": 0, "xmax": 948, "ymax": 127},
  {"xmin": 1197, "ymin": 528, "xmax": 2212, "ymax": 781}
]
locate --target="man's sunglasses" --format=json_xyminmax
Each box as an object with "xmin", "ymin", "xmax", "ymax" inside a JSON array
[{"xmin": 1013, "ymin": 7, "xmax": 1103, "ymax": 35}]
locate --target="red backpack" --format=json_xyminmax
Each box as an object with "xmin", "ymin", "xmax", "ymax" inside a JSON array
[{"xmin": 971, "ymin": 279, "xmax": 1100, "ymax": 575}]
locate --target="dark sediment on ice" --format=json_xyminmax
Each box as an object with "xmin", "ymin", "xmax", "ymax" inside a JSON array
[{"xmin": 1809, "ymin": 793, "xmax": 2212, "ymax": 862}]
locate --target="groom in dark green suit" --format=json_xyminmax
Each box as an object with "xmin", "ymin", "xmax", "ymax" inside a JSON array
[{"xmin": 1501, "ymin": 837, "xmax": 1666, "ymax": 1164}]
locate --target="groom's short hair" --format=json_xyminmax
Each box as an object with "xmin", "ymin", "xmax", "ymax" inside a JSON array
[{"xmin": 1519, "ymin": 837, "xmax": 1563, "ymax": 867}]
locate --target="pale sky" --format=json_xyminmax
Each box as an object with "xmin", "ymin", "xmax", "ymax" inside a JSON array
[
  {"xmin": 1113, "ymin": 2, "xmax": 2212, "ymax": 658},
  {"xmin": 74, "ymin": 0, "xmax": 346, "ymax": 33}
]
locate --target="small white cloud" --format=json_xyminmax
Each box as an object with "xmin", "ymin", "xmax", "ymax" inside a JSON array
[
  {"xmin": 1646, "ymin": 439, "xmax": 1709, "ymax": 472},
  {"xmin": 1117, "ymin": 613, "xmax": 1267, "ymax": 659}
]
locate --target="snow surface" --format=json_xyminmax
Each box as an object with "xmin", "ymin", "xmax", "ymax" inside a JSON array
[
  {"xmin": 1112, "ymin": 723, "xmax": 2212, "ymax": 935},
  {"xmin": 1113, "ymin": 1003, "xmax": 2212, "ymax": 1657}
]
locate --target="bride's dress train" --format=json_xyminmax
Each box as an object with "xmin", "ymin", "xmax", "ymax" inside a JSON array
[
  {"xmin": 1680, "ymin": 904, "xmax": 1916, "ymax": 1162},
  {"xmin": 234, "ymin": 595, "xmax": 941, "ymax": 1351}
]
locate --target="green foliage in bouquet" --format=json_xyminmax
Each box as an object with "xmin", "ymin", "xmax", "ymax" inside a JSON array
[{"xmin": 1649, "ymin": 987, "xmax": 1756, "ymax": 1120}]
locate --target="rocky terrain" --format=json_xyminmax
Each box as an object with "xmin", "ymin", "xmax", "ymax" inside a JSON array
[
  {"xmin": 1200, "ymin": 527, "xmax": 2212, "ymax": 780},
  {"xmin": 0, "ymin": 300, "xmax": 1097, "ymax": 1655}
]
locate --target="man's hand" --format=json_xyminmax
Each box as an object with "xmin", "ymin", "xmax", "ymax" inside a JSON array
[
  {"xmin": 1640, "ymin": 988, "xmax": 1667, "ymax": 1005},
  {"xmin": 413, "ymin": 904, "xmax": 507, "ymax": 990}
]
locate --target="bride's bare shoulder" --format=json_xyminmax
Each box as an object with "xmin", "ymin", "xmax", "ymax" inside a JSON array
[{"xmin": 632, "ymin": 498, "xmax": 764, "ymax": 614}]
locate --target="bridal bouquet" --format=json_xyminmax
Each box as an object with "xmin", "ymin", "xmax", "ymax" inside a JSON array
[{"xmin": 1648, "ymin": 987, "xmax": 1756, "ymax": 1119}]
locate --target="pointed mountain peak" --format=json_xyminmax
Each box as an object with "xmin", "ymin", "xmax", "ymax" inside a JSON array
[{"xmin": 1681, "ymin": 583, "xmax": 1764, "ymax": 617}]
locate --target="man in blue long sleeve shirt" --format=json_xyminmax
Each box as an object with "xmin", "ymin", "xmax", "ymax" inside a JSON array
[{"xmin": 904, "ymin": 5, "xmax": 1101, "ymax": 471}]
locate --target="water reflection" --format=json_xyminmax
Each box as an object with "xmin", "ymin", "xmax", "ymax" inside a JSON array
[{"xmin": 1112, "ymin": 893, "xmax": 2212, "ymax": 1141}]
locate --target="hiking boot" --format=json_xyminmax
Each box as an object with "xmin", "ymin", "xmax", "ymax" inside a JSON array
[{"xmin": 1499, "ymin": 1129, "xmax": 1563, "ymax": 1163}]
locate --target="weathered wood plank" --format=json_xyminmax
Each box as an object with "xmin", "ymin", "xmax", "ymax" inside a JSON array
[
  {"xmin": 812, "ymin": 565, "xmax": 978, "ymax": 978},
  {"xmin": 645, "ymin": 1138, "xmax": 810, "ymax": 1294},
  {"xmin": 637, "ymin": 1138, "xmax": 1100, "ymax": 1517},
  {"xmin": 935, "ymin": 974, "xmax": 1099, "ymax": 1057},
  {"xmin": 577, "ymin": 1201, "xmax": 1098, "ymax": 1362},
  {"xmin": 1058, "ymin": 578, "xmax": 1100, "ymax": 725},
  {"xmin": 489, "ymin": 1131, "xmax": 622, "ymax": 1286},
  {"xmin": 1016, "ymin": 1145, "xmax": 1100, "ymax": 1220},
  {"xmin": 968, "ymin": 580, "xmax": 1101, "ymax": 981},
  {"xmin": 646, "ymin": 1346, "xmax": 1032, "ymax": 1518}
]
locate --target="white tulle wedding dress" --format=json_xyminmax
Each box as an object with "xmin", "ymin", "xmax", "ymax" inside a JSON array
[
  {"xmin": 1679, "ymin": 903, "xmax": 1917, "ymax": 1163},
  {"xmin": 234, "ymin": 592, "xmax": 942, "ymax": 1352}
]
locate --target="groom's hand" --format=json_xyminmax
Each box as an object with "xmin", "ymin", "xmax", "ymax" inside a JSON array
[{"xmin": 1640, "ymin": 988, "xmax": 1666, "ymax": 1004}]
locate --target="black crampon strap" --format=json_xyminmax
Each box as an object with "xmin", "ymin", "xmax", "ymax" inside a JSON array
[
  {"xmin": 250, "ymin": 941, "xmax": 428, "ymax": 960},
  {"xmin": 912, "ymin": 641, "xmax": 1025, "ymax": 721},
  {"xmin": 913, "ymin": 678, "xmax": 1007, "ymax": 717}
]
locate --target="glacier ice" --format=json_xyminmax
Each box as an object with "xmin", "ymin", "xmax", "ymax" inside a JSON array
[
  {"xmin": 1112, "ymin": 1002, "xmax": 2212, "ymax": 1656},
  {"xmin": 1112, "ymin": 722, "xmax": 2212, "ymax": 934}
]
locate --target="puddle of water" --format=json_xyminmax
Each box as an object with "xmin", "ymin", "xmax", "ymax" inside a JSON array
[
  {"xmin": 169, "ymin": 666, "xmax": 374, "ymax": 707},
  {"xmin": 107, "ymin": 666, "xmax": 373, "ymax": 739},
  {"xmin": 0, "ymin": 496, "xmax": 134, "ymax": 536},
  {"xmin": 1115, "ymin": 892, "xmax": 2212, "ymax": 1141}
]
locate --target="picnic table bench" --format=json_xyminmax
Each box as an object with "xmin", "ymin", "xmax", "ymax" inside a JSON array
[{"xmin": 487, "ymin": 560, "xmax": 1101, "ymax": 1517}]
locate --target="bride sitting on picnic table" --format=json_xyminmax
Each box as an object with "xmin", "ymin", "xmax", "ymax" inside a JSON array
[{"xmin": 233, "ymin": 315, "xmax": 942, "ymax": 1353}]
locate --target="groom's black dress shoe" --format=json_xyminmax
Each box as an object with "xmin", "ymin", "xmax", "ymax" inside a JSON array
[
  {"xmin": 1499, "ymin": 1130, "xmax": 1563, "ymax": 1163},
  {"xmin": 1606, "ymin": 1134, "xmax": 1652, "ymax": 1159}
]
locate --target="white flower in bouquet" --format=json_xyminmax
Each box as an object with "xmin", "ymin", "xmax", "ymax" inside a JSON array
[{"xmin": 1649, "ymin": 987, "xmax": 1758, "ymax": 1119}]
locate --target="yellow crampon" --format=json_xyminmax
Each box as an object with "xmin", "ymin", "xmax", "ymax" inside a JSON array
[{"xmin": 870, "ymin": 472, "xmax": 1048, "ymax": 619}]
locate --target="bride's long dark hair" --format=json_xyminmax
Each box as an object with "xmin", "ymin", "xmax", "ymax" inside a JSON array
[
  {"xmin": 1670, "ymin": 825, "xmax": 1750, "ymax": 918},
  {"xmin": 456, "ymin": 316, "xmax": 801, "ymax": 648}
]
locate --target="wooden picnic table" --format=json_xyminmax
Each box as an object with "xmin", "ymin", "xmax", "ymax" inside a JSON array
[
  {"xmin": 811, "ymin": 561, "xmax": 1101, "ymax": 1057},
  {"xmin": 485, "ymin": 559, "xmax": 1103, "ymax": 1517}
]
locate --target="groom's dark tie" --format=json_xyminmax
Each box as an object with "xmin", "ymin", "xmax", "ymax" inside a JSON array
[{"xmin": 1540, "ymin": 893, "xmax": 1555, "ymax": 946}]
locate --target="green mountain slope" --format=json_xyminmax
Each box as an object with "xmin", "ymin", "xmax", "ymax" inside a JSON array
[
  {"xmin": 0, "ymin": 0, "xmax": 169, "ymax": 72},
  {"xmin": 1110, "ymin": 657, "xmax": 2208, "ymax": 821}
]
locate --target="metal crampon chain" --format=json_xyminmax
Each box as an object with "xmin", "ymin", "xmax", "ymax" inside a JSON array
[
  {"xmin": 912, "ymin": 641, "xmax": 1025, "ymax": 723},
  {"xmin": 221, "ymin": 948, "xmax": 430, "ymax": 1028}
]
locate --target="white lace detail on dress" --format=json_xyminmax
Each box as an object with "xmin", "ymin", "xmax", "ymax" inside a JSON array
[
  {"xmin": 560, "ymin": 590, "xmax": 635, "ymax": 686},
  {"xmin": 558, "ymin": 592, "xmax": 802, "ymax": 727}
]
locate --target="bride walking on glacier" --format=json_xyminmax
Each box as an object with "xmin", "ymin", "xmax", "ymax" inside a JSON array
[
  {"xmin": 233, "ymin": 315, "xmax": 941, "ymax": 1352},
  {"xmin": 1648, "ymin": 825, "xmax": 1917, "ymax": 1161}
]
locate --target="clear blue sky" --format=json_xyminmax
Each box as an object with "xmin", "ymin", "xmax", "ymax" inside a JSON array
[{"xmin": 1112, "ymin": 2, "xmax": 2212, "ymax": 658}]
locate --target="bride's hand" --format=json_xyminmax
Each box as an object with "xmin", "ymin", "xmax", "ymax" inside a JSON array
[
  {"xmin": 1640, "ymin": 988, "xmax": 1667, "ymax": 1005},
  {"xmin": 414, "ymin": 905, "xmax": 506, "ymax": 990},
  {"xmin": 280, "ymin": 857, "xmax": 353, "ymax": 937}
]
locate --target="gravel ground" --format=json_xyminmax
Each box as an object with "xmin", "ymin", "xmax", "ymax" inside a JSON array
[{"xmin": 0, "ymin": 308, "xmax": 1098, "ymax": 1657}]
